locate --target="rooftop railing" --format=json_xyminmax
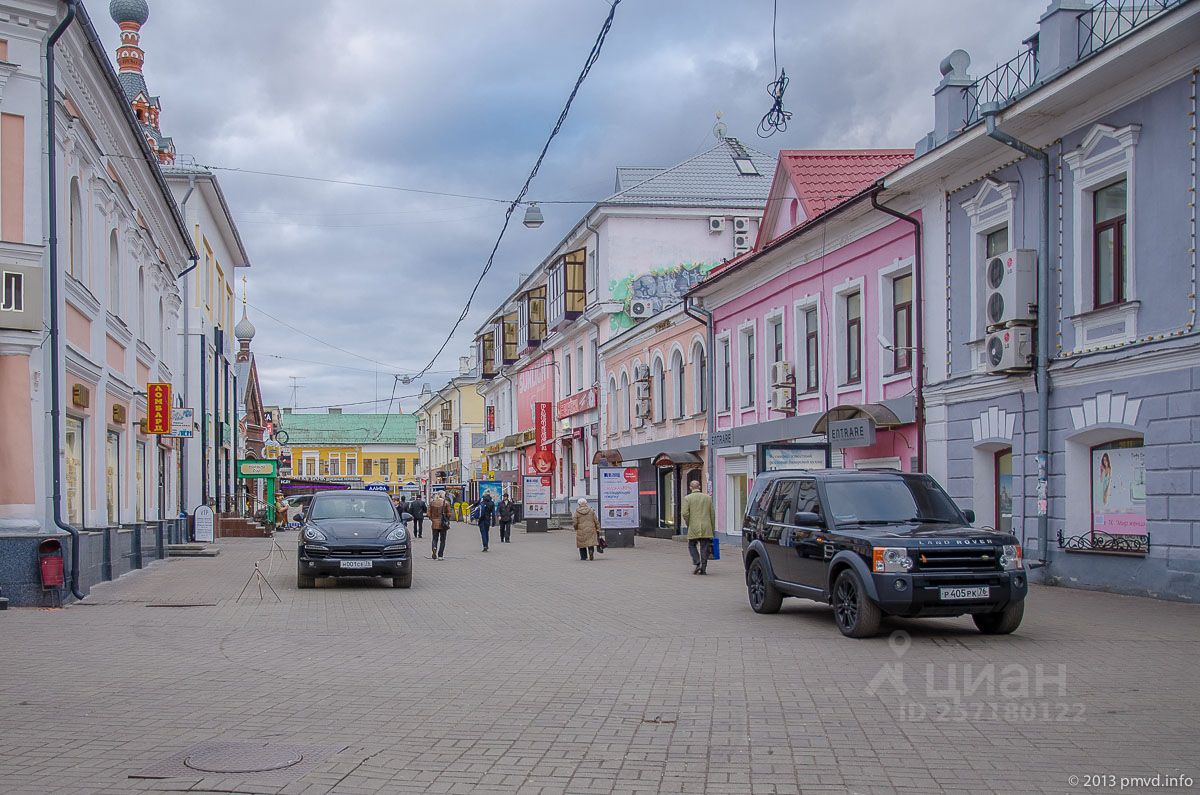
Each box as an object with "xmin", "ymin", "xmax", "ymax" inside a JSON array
[
  {"xmin": 1078, "ymin": 0, "xmax": 1185, "ymax": 59},
  {"xmin": 963, "ymin": 45, "xmax": 1040, "ymax": 126}
]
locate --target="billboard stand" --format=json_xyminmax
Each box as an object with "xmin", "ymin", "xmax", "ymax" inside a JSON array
[
  {"xmin": 522, "ymin": 475, "xmax": 551, "ymax": 532},
  {"xmin": 598, "ymin": 466, "xmax": 638, "ymax": 548}
]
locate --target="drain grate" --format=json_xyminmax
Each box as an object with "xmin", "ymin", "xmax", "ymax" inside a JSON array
[{"xmin": 133, "ymin": 740, "xmax": 345, "ymax": 785}]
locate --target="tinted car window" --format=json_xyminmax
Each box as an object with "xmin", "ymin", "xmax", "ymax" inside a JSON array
[
  {"xmin": 309, "ymin": 494, "xmax": 397, "ymax": 521},
  {"xmin": 796, "ymin": 479, "xmax": 819, "ymax": 514},
  {"xmin": 823, "ymin": 477, "xmax": 963, "ymax": 524},
  {"xmin": 767, "ymin": 480, "xmax": 798, "ymax": 523}
]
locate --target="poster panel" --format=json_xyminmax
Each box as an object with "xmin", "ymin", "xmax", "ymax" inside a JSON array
[
  {"xmin": 523, "ymin": 475, "xmax": 551, "ymax": 518},
  {"xmin": 530, "ymin": 402, "xmax": 556, "ymax": 475},
  {"xmin": 760, "ymin": 444, "xmax": 828, "ymax": 471},
  {"xmin": 599, "ymin": 466, "xmax": 639, "ymax": 529},
  {"xmin": 479, "ymin": 480, "xmax": 504, "ymax": 503},
  {"xmin": 1092, "ymin": 445, "xmax": 1146, "ymax": 536}
]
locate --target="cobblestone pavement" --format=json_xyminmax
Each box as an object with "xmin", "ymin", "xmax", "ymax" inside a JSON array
[{"xmin": 1, "ymin": 524, "xmax": 1198, "ymax": 795}]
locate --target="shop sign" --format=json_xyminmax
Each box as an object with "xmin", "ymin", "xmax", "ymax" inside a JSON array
[
  {"xmin": 711, "ymin": 430, "xmax": 734, "ymax": 447},
  {"xmin": 556, "ymin": 386, "xmax": 598, "ymax": 418},
  {"xmin": 237, "ymin": 459, "xmax": 278, "ymax": 478},
  {"xmin": 828, "ymin": 418, "xmax": 876, "ymax": 449},
  {"xmin": 523, "ymin": 475, "xmax": 551, "ymax": 518},
  {"xmin": 531, "ymin": 402, "xmax": 555, "ymax": 474},
  {"xmin": 146, "ymin": 382, "xmax": 171, "ymax": 434},
  {"xmin": 760, "ymin": 443, "xmax": 830, "ymax": 472},
  {"xmin": 486, "ymin": 405, "xmax": 495, "ymax": 432},
  {"xmin": 365, "ymin": 483, "xmax": 389, "ymax": 492},
  {"xmin": 598, "ymin": 466, "xmax": 639, "ymax": 529}
]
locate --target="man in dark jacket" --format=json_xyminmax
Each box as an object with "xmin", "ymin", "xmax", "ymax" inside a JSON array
[
  {"xmin": 497, "ymin": 495, "xmax": 516, "ymax": 543},
  {"xmin": 478, "ymin": 494, "xmax": 495, "ymax": 552},
  {"xmin": 408, "ymin": 496, "xmax": 427, "ymax": 539}
]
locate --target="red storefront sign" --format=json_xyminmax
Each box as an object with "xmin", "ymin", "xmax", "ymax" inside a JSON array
[
  {"xmin": 556, "ymin": 386, "xmax": 598, "ymax": 419},
  {"xmin": 146, "ymin": 382, "xmax": 171, "ymax": 434},
  {"xmin": 529, "ymin": 401, "xmax": 556, "ymax": 475},
  {"xmin": 486, "ymin": 405, "xmax": 495, "ymax": 432}
]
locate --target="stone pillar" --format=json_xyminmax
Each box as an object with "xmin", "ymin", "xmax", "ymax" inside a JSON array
[
  {"xmin": 1038, "ymin": 0, "xmax": 1092, "ymax": 79},
  {"xmin": 933, "ymin": 49, "xmax": 974, "ymax": 146},
  {"xmin": 0, "ymin": 332, "xmax": 39, "ymax": 533}
]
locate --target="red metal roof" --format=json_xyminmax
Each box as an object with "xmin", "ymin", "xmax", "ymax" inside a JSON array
[{"xmin": 782, "ymin": 149, "xmax": 914, "ymax": 218}]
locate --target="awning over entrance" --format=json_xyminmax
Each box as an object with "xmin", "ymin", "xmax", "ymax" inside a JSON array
[
  {"xmin": 653, "ymin": 451, "xmax": 702, "ymax": 467},
  {"xmin": 811, "ymin": 403, "xmax": 904, "ymax": 434},
  {"xmin": 592, "ymin": 449, "xmax": 624, "ymax": 466}
]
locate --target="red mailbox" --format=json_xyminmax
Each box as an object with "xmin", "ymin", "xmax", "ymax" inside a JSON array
[{"xmin": 38, "ymin": 539, "xmax": 64, "ymax": 588}]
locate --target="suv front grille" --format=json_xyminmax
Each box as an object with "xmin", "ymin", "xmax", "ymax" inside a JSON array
[
  {"xmin": 914, "ymin": 547, "xmax": 999, "ymax": 572},
  {"xmin": 306, "ymin": 545, "xmax": 404, "ymax": 559}
]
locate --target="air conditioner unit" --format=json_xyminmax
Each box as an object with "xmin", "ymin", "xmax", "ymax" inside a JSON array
[
  {"xmin": 983, "ymin": 249, "xmax": 1037, "ymax": 329},
  {"xmin": 770, "ymin": 386, "xmax": 795, "ymax": 412},
  {"xmin": 733, "ymin": 232, "xmax": 751, "ymax": 252},
  {"xmin": 771, "ymin": 360, "xmax": 794, "ymax": 386},
  {"xmin": 635, "ymin": 381, "xmax": 650, "ymax": 400},
  {"xmin": 708, "ymin": 216, "xmax": 726, "ymax": 233},
  {"xmin": 629, "ymin": 299, "xmax": 654, "ymax": 320},
  {"xmin": 732, "ymin": 217, "xmax": 751, "ymax": 233},
  {"xmin": 634, "ymin": 364, "xmax": 651, "ymax": 381},
  {"xmin": 635, "ymin": 398, "xmax": 651, "ymax": 419},
  {"xmin": 985, "ymin": 326, "xmax": 1034, "ymax": 373}
]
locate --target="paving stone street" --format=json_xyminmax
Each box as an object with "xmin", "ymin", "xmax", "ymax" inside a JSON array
[{"xmin": 1, "ymin": 525, "xmax": 1198, "ymax": 795}]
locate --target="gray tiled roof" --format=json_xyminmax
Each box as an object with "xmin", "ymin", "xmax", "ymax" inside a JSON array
[
  {"xmin": 117, "ymin": 71, "xmax": 147, "ymax": 101},
  {"xmin": 603, "ymin": 138, "xmax": 775, "ymax": 209}
]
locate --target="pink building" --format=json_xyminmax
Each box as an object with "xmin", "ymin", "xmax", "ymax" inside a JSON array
[{"xmin": 689, "ymin": 150, "xmax": 917, "ymax": 533}]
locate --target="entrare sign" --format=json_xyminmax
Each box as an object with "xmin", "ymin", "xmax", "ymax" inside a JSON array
[
  {"xmin": 556, "ymin": 386, "xmax": 598, "ymax": 419},
  {"xmin": 828, "ymin": 418, "xmax": 876, "ymax": 449},
  {"xmin": 598, "ymin": 466, "xmax": 639, "ymax": 529},
  {"xmin": 146, "ymin": 382, "xmax": 171, "ymax": 434},
  {"xmin": 523, "ymin": 475, "xmax": 551, "ymax": 518}
]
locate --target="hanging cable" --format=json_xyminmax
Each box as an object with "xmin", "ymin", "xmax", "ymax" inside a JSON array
[
  {"xmin": 757, "ymin": 0, "xmax": 791, "ymax": 138},
  {"xmin": 410, "ymin": 0, "xmax": 623, "ymax": 381}
]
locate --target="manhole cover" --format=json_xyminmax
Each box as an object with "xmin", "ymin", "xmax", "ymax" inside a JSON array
[{"xmin": 183, "ymin": 745, "xmax": 303, "ymax": 774}]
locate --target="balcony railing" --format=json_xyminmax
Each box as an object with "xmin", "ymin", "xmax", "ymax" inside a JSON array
[
  {"xmin": 1077, "ymin": 0, "xmax": 1184, "ymax": 59},
  {"xmin": 963, "ymin": 45, "xmax": 1040, "ymax": 126}
]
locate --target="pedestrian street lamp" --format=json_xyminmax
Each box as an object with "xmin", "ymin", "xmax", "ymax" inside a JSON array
[{"xmin": 522, "ymin": 203, "xmax": 544, "ymax": 229}]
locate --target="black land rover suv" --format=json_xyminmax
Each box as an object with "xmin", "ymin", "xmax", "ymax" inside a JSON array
[{"xmin": 741, "ymin": 469, "xmax": 1027, "ymax": 638}]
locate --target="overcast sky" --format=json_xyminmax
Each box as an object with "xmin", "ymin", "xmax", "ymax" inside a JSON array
[{"xmin": 97, "ymin": 0, "xmax": 1044, "ymax": 414}]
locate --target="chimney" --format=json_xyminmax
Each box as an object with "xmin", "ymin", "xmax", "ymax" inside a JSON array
[
  {"xmin": 328, "ymin": 407, "xmax": 342, "ymax": 415},
  {"xmin": 1037, "ymin": 0, "xmax": 1091, "ymax": 79},
  {"xmin": 459, "ymin": 355, "xmax": 472, "ymax": 375},
  {"xmin": 932, "ymin": 49, "xmax": 974, "ymax": 146}
]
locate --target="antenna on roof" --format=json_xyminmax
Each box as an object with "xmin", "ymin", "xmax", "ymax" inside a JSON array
[{"xmin": 713, "ymin": 111, "xmax": 727, "ymax": 142}]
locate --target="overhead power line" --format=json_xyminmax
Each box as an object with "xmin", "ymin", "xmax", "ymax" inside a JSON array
[
  {"xmin": 410, "ymin": 0, "xmax": 624, "ymax": 381},
  {"xmin": 247, "ymin": 301, "xmax": 415, "ymax": 374}
]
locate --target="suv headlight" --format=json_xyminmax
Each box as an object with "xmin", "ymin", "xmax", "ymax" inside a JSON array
[
  {"xmin": 1001, "ymin": 544, "xmax": 1023, "ymax": 570},
  {"xmin": 303, "ymin": 525, "xmax": 327, "ymax": 542},
  {"xmin": 872, "ymin": 546, "xmax": 914, "ymax": 573},
  {"xmin": 386, "ymin": 526, "xmax": 408, "ymax": 542}
]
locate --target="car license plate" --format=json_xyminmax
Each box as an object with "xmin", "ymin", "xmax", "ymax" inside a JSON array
[
  {"xmin": 339, "ymin": 560, "xmax": 371, "ymax": 570},
  {"xmin": 939, "ymin": 586, "xmax": 989, "ymax": 600}
]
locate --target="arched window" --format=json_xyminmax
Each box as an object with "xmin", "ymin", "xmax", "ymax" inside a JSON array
[
  {"xmin": 620, "ymin": 372, "xmax": 630, "ymax": 431},
  {"xmin": 671, "ymin": 350, "xmax": 685, "ymax": 419},
  {"xmin": 108, "ymin": 230, "xmax": 120, "ymax": 314},
  {"xmin": 607, "ymin": 378, "xmax": 618, "ymax": 435},
  {"xmin": 789, "ymin": 198, "xmax": 799, "ymax": 227},
  {"xmin": 68, "ymin": 179, "xmax": 83, "ymax": 279},
  {"xmin": 692, "ymin": 342, "xmax": 707, "ymax": 414},
  {"xmin": 137, "ymin": 267, "xmax": 146, "ymax": 338},
  {"xmin": 652, "ymin": 357, "xmax": 665, "ymax": 422}
]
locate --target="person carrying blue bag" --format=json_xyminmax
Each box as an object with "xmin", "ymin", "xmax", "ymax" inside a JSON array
[{"xmin": 681, "ymin": 480, "xmax": 716, "ymax": 575}]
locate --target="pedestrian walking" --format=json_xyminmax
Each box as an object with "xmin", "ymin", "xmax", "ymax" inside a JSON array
[
  {"xmin": 409, "ymin": 495, "xmax": 427, "ymax": 539},
  {"xmin": 396, "ymin": 495, "xmax": 410, "ymax": 519},
  {"xmin": 681, "ymin": 481, "xmax": 715, "ymax": 575},
  {"xmin": 573, "ymin": 498, "xmax": 600, "ymax": 561},
  {"xmin": 428, "ymin": 492, "xmax": 451, "ymax": 560},
  {"xmin": 497, "ymin": 494, "xmax": 515, "ymax": 543},
  {"xmin": 477, "ymin": 493, "xmax": 495, "ymax": 551}
]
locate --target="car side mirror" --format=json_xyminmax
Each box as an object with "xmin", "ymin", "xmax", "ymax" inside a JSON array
[
  {"xmin": 794, "ymin": 511, "xmax": 821, "ymax": 526},
  {"xmin": 962, "ymin": 508, "xmax": 976, "ymax": 524}
]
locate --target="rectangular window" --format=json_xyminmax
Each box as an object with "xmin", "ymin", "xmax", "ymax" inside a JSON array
[
  {"xmin": 892, "ymin": 274, "xmax": 912, "ymax": 373},
  {"xmin": 328, "ymin": 455, "xmax": 340, "ymax": 477},
  {"xmin": 346, "ymin": 456, "xmax": 357, "ymax": 476},
  {"xmin": 304, "ymin": 455, "xmax": 317, "ymax": 477},
  {"xmin": 658, "ymin": 468, "xmax": 676, "ymax": 530},
  {"xmin": 106, "ymin": 430, "xmax": 121, "ymax": 525},
  {"xmin": 380, "ymin": 458, "xmax": 390, "ymax": 478},
  {"xmin": 526, "ymin": 286, "xmax": 546, "ymax": 345},
  {"xmin": 65, "ymin": 416, "xmax": 84, "ymax": 526},
  {"xmin": 986, "ymin": 226, "xmax": 1009, "ymax": 258},
  {"xmin": 845, "ymin": 291, "xmax": 861, "ymax": 385},
  {"xmin": 1091, "ymin": 438, "xmax": 1145, "ymax": 544},
  {"xmin": 804, "ymin": 307, "xmax": 819, "ymax": 392},
  {"xmin": 135, "ymin": 441, "xmax": 146, "ymax": 523},
  {"xmin": 564, "ymin": 248, "xmax": 586, "ymax": 316},
  {"xmin": 398, "ymin": 458, "xmax": 406, "ymax": 476},
  {"xmin": 502, "ymin": 313, "xmax": 519, "ymax": 364},
  {"xmin": 576, "ymin": 345, "xmax": 584, "ymax": 389},
  {"xmin": 769, "ymin": 316, "xmax": 784, "ymax": 364},
  {"xmin": 1093, "ymin": 180, "xmax": 1127, "ymax": 308},
  {"xmin": 995, "ymin": 448, "xmax": 1013, "ymax": 535},
  {"xmin": 564, "ymin": 353, "xmax": 573, "ymax": 394},
  {"xmin": 480, "ymin": 332, "xmax": 496, "ymax": 378},
  {"xmin": 720, "ymin": 337, "xmax": 731, "ymax": 411},
  {"xmin": 741, "ymin": 328, "xmax": 756, "ymax": 406},
  {"xmin": 363, "ymin": 458, "xmax": 373, "ymax": 476}
]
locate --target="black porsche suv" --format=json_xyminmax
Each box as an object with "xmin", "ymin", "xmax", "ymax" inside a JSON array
[{"xmin": 741, "ymin": 470, "xmax": 1027, "ymax": 638}]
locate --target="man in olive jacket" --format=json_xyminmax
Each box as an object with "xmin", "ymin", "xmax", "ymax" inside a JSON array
[{"xmin": 681, "ymin": 480, "xmax": 715, "ymax": 575}]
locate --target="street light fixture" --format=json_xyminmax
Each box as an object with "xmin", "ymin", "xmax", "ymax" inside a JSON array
[{"xmin": 522, "ymin": 203, "xmax": 544, "ymax": 229}]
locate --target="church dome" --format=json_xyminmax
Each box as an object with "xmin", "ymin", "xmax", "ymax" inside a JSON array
[
  {"xmin": 235, "ymin": 307, "xmax": 256, "ymax": 341},
  {"xmin": 110, "ymin": 0, "xmax": 149, "ymax": 26}
]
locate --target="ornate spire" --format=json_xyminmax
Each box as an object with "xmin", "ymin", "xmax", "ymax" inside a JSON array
[
  {"xmin": 235, "ymin": 277, "xmax": 256, "ymax": 342},
  {"xmin": 110, "ymin": 0, "xmax": 175, "ymax": 165}
]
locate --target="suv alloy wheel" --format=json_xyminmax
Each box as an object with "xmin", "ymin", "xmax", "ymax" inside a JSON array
[
  {"xmin": 746, "ymin": 557, "xmax": 783, "ymax": 614},
  {"xmin": 832, "ymin": 568, "xmax": 882, "ymax": 638}
]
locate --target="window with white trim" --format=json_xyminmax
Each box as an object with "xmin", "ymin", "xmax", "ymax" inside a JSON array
[
  {"xmin": 691, "ymin": 342, "xmax": 707, "ymax": 414},
  {"xmin": 670, "ymin": 349, "xmax": 685, "ymax": 418},
  {"xmin": 652, "ymin": 356, "xmax": 665, "ymax": 421},
  {"xmin": 620, "ymin": 372, "xmax": 631, "ymax": 431},
  {"xmin": 795, "ymin": 301, "xmax": 820, "ymax": 393},
  {"xmin": 738, "ymin": 325, "xmax": 756, "ymax": 407},
  {"xmin": 842, "ymin": 291, "xmax": 862, "ymax": 385},
  {"xmin": 717, "ymin": 334, "xmax": 731, "ymax": 412}
]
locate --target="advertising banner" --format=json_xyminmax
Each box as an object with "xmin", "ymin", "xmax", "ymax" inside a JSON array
[
  {"xmin": 146, "ymin": 382, "xmax": 171, "ymax": 434},
  {"xmin": 523, "ymin": 475, "xmax": 551, "ymax": 518},
  {"xmin": 1092, "ymin": 445, "xmax": 1146, "ymax": 536},
  {"xmin": 556, "ymin": 386, "xmax": 598, "ymax": 419},
  {"xmin": 486, "ymin": 405, "xmax": 495, "ymax": 432},
  {"xmin": 165, "ymin": 408, "xmax": 194, "ymax": 438},
  {"xmin": 598, "ymin": 466, "xmax": 639, "ymax": 529},
  {"xmin": 530, "ymin": 402, "xmax": 556, "ymax": 475},
  {"xmin": 479, "ymin": 480, "xmax": 504, "ymax": 503},
  {"xmin": 516, "ymin": 354, "xmax": 555, "ymax": 431},
  {"xmin": 760, "ymin": 443, "xmax": 829, "ymax": 471}
]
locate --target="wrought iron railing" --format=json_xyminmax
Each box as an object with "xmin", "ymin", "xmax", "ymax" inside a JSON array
[
  {"xmin": 1057, "ymin": 529, "xmax": 1149, "ymax": 554},
  {"xmin": 963, "ymin": 45, "xmax": 1040, "ymax": 126},
  {"xmin": 1077, "ymin": 0, "xmax": 1185, "ymax": 59}
]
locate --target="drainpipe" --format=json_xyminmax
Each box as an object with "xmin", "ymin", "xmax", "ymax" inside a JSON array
[
  {"xmin": 870, "ymin": 191, "xmax": 925, "ymax": 474},
  {"xmin": 45, "ymin": 0, "xmax": 85, "ymax": 600},
  {"xmin": 200, "ymin": 335, "xmax": 207, "ymax": 510},
  {"xmin": 982, "ymin": 102, "xmax": 1051, "ymax": 568},
  {"xmin": 176, "ymin": 176, "xmax": 196, "ymax": 517},
  {"xmin": 684, "ymin": 298, "xmax": 716, "ymax": 494},
  {"xmin": 579, "ymin": 310, "xmax": 601, "ymax": 501}
]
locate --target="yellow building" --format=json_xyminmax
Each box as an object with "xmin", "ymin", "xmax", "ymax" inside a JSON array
[
  {"xmin": 414, "ymin": 370, "xmax": 485, "ymax": 498},
  {"xmin": 277, "ymin": 409, "xmax": 418, "ymax": 496}
]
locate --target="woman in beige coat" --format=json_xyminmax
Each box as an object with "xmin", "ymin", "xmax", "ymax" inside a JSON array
[{"xmin": 573, "ymin": 498, "xmax": 601, "ymax": 561}]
